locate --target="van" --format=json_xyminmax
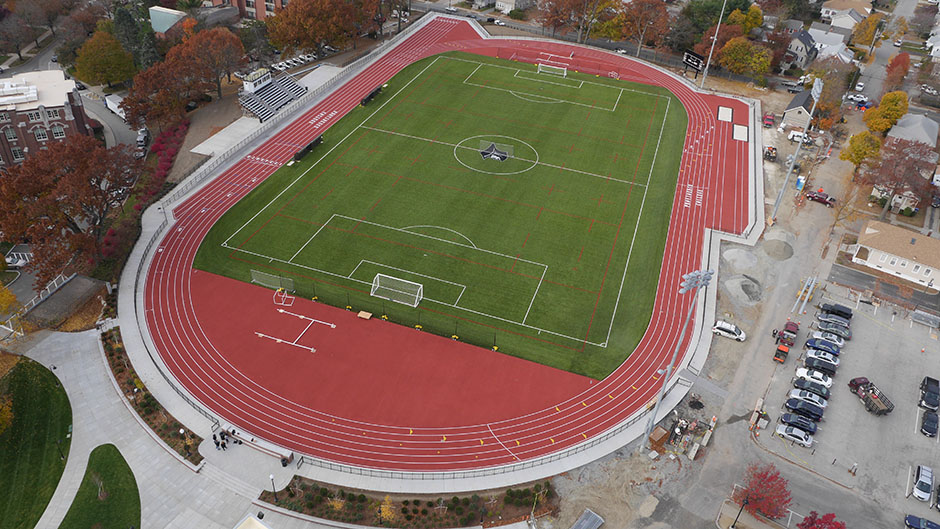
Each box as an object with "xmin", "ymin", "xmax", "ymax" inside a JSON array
[
  {"xmin": 922, "ymin": 377, "xmax": 940, "ymax": 410},
  {"xmin": 712, "ymin": 320, "xmax": 746, "ymax": 341},
  {"xmin": 821, "ymin": 303, "xmax": 853, "ymax": 320}
]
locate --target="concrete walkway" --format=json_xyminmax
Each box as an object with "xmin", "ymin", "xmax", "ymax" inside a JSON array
[{"xmin": 0, "ymin": 28, "xmax": 53, "ymax": 70}]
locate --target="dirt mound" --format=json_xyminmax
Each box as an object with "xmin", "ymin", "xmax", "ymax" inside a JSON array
[
  {"xmin": 763, "ymin": 229, "xmax": 796, "ymax": 261},
  {"xmin": 723, "ymin": 275, "xmax": 763, "ymax": 305},
  {"xmin": 721, "ymin": 248, "xmax": 758, "ymax": 272}
]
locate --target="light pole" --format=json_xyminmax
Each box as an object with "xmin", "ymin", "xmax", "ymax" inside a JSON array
[
  {"xmin": 699, "ymin": 0, "xmax": 729, "ymax": 89},
  {"xmin": 269, "ymin": 474, "xmax": 278, "ymax": 502},
  {"xmin": 730, "ymin": 497, "xmax": 749, "ymax": 528},
  {"xmin": 636, "ymin": 21, "xmax": 653, "ymax": 58},
  {"xmin": 639, "ymin": 269, "xmax": 714, "ymax": 454},
  {"xmin": 770, "ymin": 79, "xmax": 824, "ymax": 224}
]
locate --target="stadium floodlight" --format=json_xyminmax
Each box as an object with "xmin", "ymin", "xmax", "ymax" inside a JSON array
[
  {"xmin": 537, "ymin": 63, "xmax": 567, "ymax": 77},
  {"xmin": 371, "ymin": 273, "xmax": 424, "ymax": 308},
  {"xmin": 639, "ymin": 269, "xmax": 714, "ymax": 454}
]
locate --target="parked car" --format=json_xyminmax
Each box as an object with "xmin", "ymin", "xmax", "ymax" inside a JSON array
[
  {"xmin": 51, "ymin": 54, "xmax": 57, "ymax": 62},
  {"xmin": 779, "ymin": 412, "xmax": 818, "ymax": 434},
  {"xmin": 804, "ymin": 357, "xmax": 837, "ymax": 376},
  {"xmin": 923, "ymin": 85, "xmax": 940, "ymax": 96},
  {"xmin": 788, "ymin": 130, "xmax": 813, "ymax": 144},
  {"xmin": 817, "ymin": 312, "xmax": 851, "ymax": 328},
  {"xmin": 923, "ymin": 411, "xmax": 939, "ymax": 437},
  {"xmin": 856, "ymin": 100, "xmax": 874, "ymax": 111},
  {"xmin": 905, "ymin": 515, "xmax": 940, "ymax": 529},
  {"xmin": 805, "ymin": 191, "xmax": 836, "ymax": 207},
  {"xmin": 796, "ymin": 368, "xmax": 833, "ymax": 388},
  {"xmin": 821, "ymin": 303, "xmax": 853, "ymax": 319},
  {"xmin": 494, "ymin": 19, "xmax": 506, "ymax": 25},
  {"xmin": 914, "ymin": 465, "xmax": 934, "ymax": 502},
  {"xmin": 922, "ymin": 377, "xmax": 940, "ymax": 410},
  {"xmin": 846, "ymin": 93, "xmax": 868, "ymax": 103},
  {"xmin": 793, "ymin": 378, "xmax": 831, "ymax": 400},
  {"xmin": 789, "ymin": 389, "xmax": 829, "ymax": 408},
  {"xmin": 933, "ymin": 195, "xmax": 940, "ymax": 208},
  {"xmin": 74, "ymin": 81, "xmax": 87, "ymax": 91},
  {"xmin": 785, "ymin": 398, "xmax": 824, "ymax": 421},
  {"xmin": 763, "ymin": 112, "xmax": 775, "ymax": 128},
  {"xmin": 615, "ymin": 48, "xmax": 627, "ymax": 54},
  {"xmin": 806, "ymin": 349, "xmax": 840, "ymax": 366},
  {"xmin": 4, "ymin": 256, "xmax": 27, "ymax": 268},
  {"xmin": 895, "ymin": 39, "xmax": 903, "ymax": 47},
  {"xmin": 301, "ymin": 53, "xmax": 318, "ymax": 61},
  {"xmin": 805, "ymin": 338, "xmax": 840, "ymax": 355},
  {"xmin": 855, "ymin": 81, "xmax": 865, "ymax": 91},
  {"xmin": 775, "ymin": 424, "xmax": 814, "ymax": 447},
  {"xmin": 817, "ymin": 321, "xmax": 851, "ymax": 339},
  {"xmin": 811, "ymin": 331, "xmax": 844, "ymax": 347},
  {"xmin": 712, "ymin": 320, "xmax": 746, "ymax": 341}
]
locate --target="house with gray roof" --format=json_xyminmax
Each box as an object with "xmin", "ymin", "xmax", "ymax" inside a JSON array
[
  {"xmin": 831, "ymin": 8, "xmax": 865, "ymax": 30},
  {"xmin": 782, "ymin": 31, "xmax": 817, "ymax": 70},
  {"xmin": 782, "ymin": 90, "xmax": 813, "ymax": 129},
  {"xmin": 888, "ymin": 114, "xmax": 940, "ymax": 149},
  {"xmin": 808, "ymin": 22, "xmax": 852, "ymax": 47}
]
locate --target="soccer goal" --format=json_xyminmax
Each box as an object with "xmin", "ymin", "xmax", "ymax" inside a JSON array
[
  {"xmin": 371, "ymin": 274, "xmax": 424, "ymax": 307},
  {"xmin": 537, "ymin": 63, "xmax": 567, "ymax": 77}
]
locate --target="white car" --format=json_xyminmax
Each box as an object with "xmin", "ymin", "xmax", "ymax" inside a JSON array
[
  {"xmin": 4, "ymin": 256, "xmax": 27, "ymax": 268},
  {"xmin": 775, "ymin": 424, "xmax": 814, "ymax": 447},
  {"xmin": 855, "ymin": 81, "xmax": 865, "ymax": 91},
  {"xmin": 895, "ymin": 39, "xmax": 903, "ymax": 47},
  {"xmin": 301, "ymin": 53, "xmax": 318, "ymax": 61},
  {"xmin": 615, "ymin": 48, "xmax": 628, "ymax": 54},
  {"xmin": 846, "ymin": 93, "xmax": 867, "ymax": 103},
  {"xmin": 795, "ymin": 368, "xmax": 833, "ymax": 388},
  {"xmin": 712, "ymin": 320, "xmax": 746, "ymax": 341},
  {"xmin": 805, "ymin": 349, "xmax": 840, "ymax": 366},
  {"xmin": 913, "ymin": 465, "xmax": 933, "ymax": 501},
  {"xmin": 811, "ymin": 331, "xmax": 844, "ymax": 348},
  {"xmin": 494, "ymin": 19, "xmax": 506, "ymax": 26},
  {"xmin": 788, "ymin": 389, "xmax": 828, "ymax": 408}
]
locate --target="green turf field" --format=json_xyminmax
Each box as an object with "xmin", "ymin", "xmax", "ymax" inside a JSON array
[{"xmin": 195, "ymin": 52, "xmax": 688, "ymax": 380}]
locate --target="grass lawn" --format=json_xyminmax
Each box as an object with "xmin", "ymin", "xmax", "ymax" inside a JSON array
[
  {"xmin": 0, "ymin": 358, "xmax": 72, "ymax": 529},
  {"xmin": 195, "ymin": 51, "xmax": 687, "ymax": 379},
  {"xmin": 1, "ymin": 270, "xmax": 18, "ymax": 286},
  {"xmin": 59, "ymin": 444, "xmax": 140, "ymax": 529}
]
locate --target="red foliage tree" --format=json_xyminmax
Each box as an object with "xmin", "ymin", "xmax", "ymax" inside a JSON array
[
  {"xmin": 693, "ymin": 23, "xmax": 744, "ymax": 57},
  {"xmin": 797, "ymin": 511, "xmax": 846, "ymax": 529},
  {"xmin": 618, "ymin": 0, "xmax": 671, "ymax": 55},
  {"xmin": 123, "ymin": 55, "xmax": 211, "ymax": 131},
  {"xmin": 0, "ymin": 135, "xmax": 140, "ymax": 285},
  {"xmin": 167, "ymin": 27, "xmax": 245, "ymax": 100},
  {"xmin": 268, "ymin": 0, "xmax": 379, "ymax": 55},
  {"xmin": 766, "ymin": 29, "xmax": 792, "ymax": 71},
  {"xmin": 862, "ymin": 138, "xmax": 937, "ymax": 219},
  {"xmin": 732, "ymin": 462, "xmax": 792, "ymax": 520},
  {"xmin": 883, "ymin": 52, "xmax": 911, "ymax": 95}
]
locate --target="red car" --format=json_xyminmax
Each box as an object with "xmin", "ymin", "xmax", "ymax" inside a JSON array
[
  {"xmin": 763, "ymin": 112, "xmax": 775, "ymax": 128},
  {"xmin": 806, "ymin": 191, "xmax": 836, "ymax": 207}
]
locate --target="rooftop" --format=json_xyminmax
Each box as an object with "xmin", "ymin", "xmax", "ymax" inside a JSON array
[
  {"xmin": 149, "ymin": 5, "xmax": 187, "ymax": 34},
  {"xmin": 0, "ymin": 70, "xmax": 75, "ymax": 112},
  {"xmin": 859, "ymin": 221, "xmax": 940, "ymax": 269},
  {"xmin": 887, "ymin": 113, "xmax": 940, "ymax": 148}
]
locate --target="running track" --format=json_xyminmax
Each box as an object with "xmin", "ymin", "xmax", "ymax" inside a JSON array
[{"xmin": 144, "ymin": 16, "xmax": 752, "ymax": 472}]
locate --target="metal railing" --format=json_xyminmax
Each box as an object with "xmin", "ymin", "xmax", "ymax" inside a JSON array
[{"xmin": 0, "ymin": 272, "xmax": 77, "ymax": 335}]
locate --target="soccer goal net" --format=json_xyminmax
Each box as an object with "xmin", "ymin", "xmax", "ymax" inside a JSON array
[
  {"xmin": 371, "ymin": 274, "xmax": 424, "ymax": 307},
  {"xmin": 537, "ymin": 63, "xmax": 567, "ymax": 77},
  {"xmin": 251, "ymin": 269, "xmax": 295, "ymax": 292}
]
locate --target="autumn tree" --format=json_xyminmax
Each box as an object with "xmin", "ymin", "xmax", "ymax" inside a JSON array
[
  {"xmin": 617, "ymin": 0, "xmax": 671, "ymax": 56},
  {"xmin": 743, "ymin": 5, "xmax": 763, "ymax": 33},
  {"xmin": 378, "ymin": 495, "xmax": 396, "ymax": 522},
  {"xmin": 664, "ymin": 17, "xmax": 697, "ymax": 51},
  {"xmin": 726, "ymin": 8, "xmax": 746, "ymax": 28},
  {"xmin": 167, "ymin": 27, "xmax": 244, "ymax": 99},
  {"xmin": 806, "ymin": 58, "xmax": 854, "ymax": 127},
  {"xmin": 17, "ymin": 0, "xmax": 70, "ymax": 38},
  {"xmin": 717, "ymin": 37, "xmax": 771, "ymax": 77},
  {"xmin": 863, "ymin": 139, "xmax": 937, "ymax": 219},
  {"xmin": 839, "ymin": 131, "xmax": 882, "ymax": 177},
  {"xmin": 880, "ymin": 90, "xmax": 909, "ymax": 122},
  {"xmin": 911, "ymin": 4, "xmax": 938, "ymax": 38},
  {"xmin": 883, "ymin": 52, "xmax": 911, "ymax": 94},
  {"xmin": 693, "ymin": 23, "xmax": 744, "ymax": 57},
  {"xmin": 797, "ymin": 511, "xmax": 846, "ymax": 529},
  {"xmin": 75, "ymin": 31, "xmax": 136, "ymax": 87},
  {"xmin": 0, "ymin": 15, "xmax": 38, "ymax": 61},
  {"xmin": 123, "ymin": 57, "xmax": 210, "ymax": 130},
  {"xmin": 732, "ymin": 462, "xmax": 792, "ymax": 520},
  {"xmin": 14, "ymin": 0, "xmax": 46, "ymax": 47},
  {"xmin": 0, "ymin": 284, "xmax": 17, "ymax": 314},
  {"xmin": 537, "ymin": 0, "xmax": 570, "ymax": 37},
  {"xmin": 851, "ymin": 13, "xmax": 883, "ymax": 49},
  {"xmin": 682, "ymin": 0, "xmax": 751, "ymax": 35},
  {"xmin": 766, "ymin": 29, "xmax": 791, "ymax": 71},
  {"xmin": 0, "ymin": 135, "xmax": 141, "ymax": 285},
  {"xmin": 239, "ymin": 18, "xmax": 275, "ymax": 64}
]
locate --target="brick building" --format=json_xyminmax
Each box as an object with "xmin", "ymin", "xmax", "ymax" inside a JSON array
[
  {"xmin": 0, "ymin": 70, "xmax": 91, "ymax": 166},
  {"xmin": 206, "ymin": 0, "xmax": 287, "ymax": 20}
]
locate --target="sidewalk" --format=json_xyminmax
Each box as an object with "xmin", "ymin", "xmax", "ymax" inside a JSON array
[
  {"xmin": 715, "ymin": 500, "xmax": 793, "ymax": 529},
  {"xmin": 0, "ymin": 28, "xmax": 53, "ymax": 70}
]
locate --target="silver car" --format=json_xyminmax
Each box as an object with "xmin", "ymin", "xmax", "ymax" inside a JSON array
[
  {"xmin": 811, "ymin": 331, "xmax": 845, "ymax": 348},
  {"xmin": 775, "ymin": 424, "xmax": 814, "ymax": 447},
  {"xmin": 817, "ymin": 321, "xmax": 851, "ymax": 339},
  {"xmin": 805, "ymin": 349, "xmax": 840, "ymax": 367},
  {"xmin": 788, "ymin": 389, "xmax": 828, "ymax": 409}
]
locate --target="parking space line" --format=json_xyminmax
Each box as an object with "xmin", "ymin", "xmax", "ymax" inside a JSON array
[
  {"xmin": 916, "ymin": 406, "xmax": 921, "ymax": 436},
  {"xmin": 906, "ymin": 465, "xmax": 912, "ymax": 498}
]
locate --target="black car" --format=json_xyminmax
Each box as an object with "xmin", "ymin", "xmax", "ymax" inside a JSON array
[
  {"xmin": 924, "ymin": 411, "xmax": 939, "ymax": 437},
  {"xmin": 785, "ymin": 398, "xmax": 824, "ymax": 421},
  {"xmin": 821, "ymin": 303, "xmax": 853, "ymax": 320},
  {"xmin": 804, "ymin": 357, "xmax": 837, "ymax": 376},
  {"xmin": 779, "ymin": 413, "xmax": 818, "ymax": 434},
  {"xmin": 74, "ymin": 81, "xmax": 87, "ymax": 91},
  {"xmin": 906, "ymin": 515, "xmax": 940, "ymax": 529},
  {"xmin": 793, "ymin": 378, "xmax": 831, "ymax": 400},
  {"xmin": 933, "ymin": 196, "xmax": 940, "ymax": 208}
]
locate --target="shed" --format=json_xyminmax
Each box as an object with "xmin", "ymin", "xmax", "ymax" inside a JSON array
[{"xmin": 782, "ymin": 90, "xmax": 813, "ymax": 129}]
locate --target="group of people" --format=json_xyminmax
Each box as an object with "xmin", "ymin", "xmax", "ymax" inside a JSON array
[{"xmin": 212, "ymin": 429, "xmax": 243, "ymax": 451}]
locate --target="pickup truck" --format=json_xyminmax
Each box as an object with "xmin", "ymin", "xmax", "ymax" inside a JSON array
[{"xmin": 848, "ymin": 377, "xmax": 894, "ymax": 415}]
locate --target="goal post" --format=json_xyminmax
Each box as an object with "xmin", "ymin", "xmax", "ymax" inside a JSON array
[
  {"xmin": 371, "ymin": 274, "xmax": 424, "ymax": 308},
  {"xmin": 537, "ymin": 63, "xmax": 567, "ymax": 77}
]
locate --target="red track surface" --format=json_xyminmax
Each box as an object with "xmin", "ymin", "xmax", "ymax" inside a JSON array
[{"xmin": 145, "ymin": 17, "xmax": 751, "ymax": 471}]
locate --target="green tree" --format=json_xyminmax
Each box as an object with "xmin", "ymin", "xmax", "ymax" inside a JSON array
[
  {"xmin": 137, "ymin": 29, "xmax": 161, "ymax": 68},
  {"xmin": 682, "ymin": 0, "xmax": 751, "ymax": 34},
  {"xmin": 75, "ymin": 31, "xmax": 136, "ymax": 87},
  {"xmin": 744, "ymin": 5, "xmax": 763, "ymax": 33},
  {"xmin": 717, "ymin": 37, "xmax": 771, "ymax": 76},
  {"xmin": 726, "ymin": 8, "xmax": 746, "ymax": 29},
  {"xmin": 839, "ymin": 131, "xmax": 882, "ymax": 176},
  {"xmin": 112, "ymin": 7, "xmax": 140, "ymax": 63}
]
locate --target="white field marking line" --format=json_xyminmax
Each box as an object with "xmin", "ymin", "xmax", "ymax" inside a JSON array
[
  {"xmin": 463, "ymin": 62, "xmax": 483, "ymax": 83},
  {"xmin": 513, "ymin": 69, "xmax": 583, "ymax": 89},
  {"xmin": 361, "ymin": 125, "xmax": 642, "ymax": 186},
  {"xmin": 221, "ymin": 55, "xmax": 445, "ymax": 249},
  {"xmin": 399, "ymin": 225, "xmax": 477, "ymax": 247},
  {"xmin": 522, "ymin": 265, "xmax": 547, "ymax": 325},
  {"xmin": 221, "ymin": 240, "xmax": 605, "ymax": 346},
  {"xmin": 254, "ymin": 331, "xmax": 316, "ymax": 353},
  {"xmin": 486, "ymin": 423, "xmax": 519, "ymax": 461},
  {"xmin": 277, "ymin": 308, "xmax": 336, "ymax": 328},
  {"xmin": 463, "ymin": 80, "xmax": 616, "ymax": 112},
  {"xmin": 508, "ymin": 91, "xmax": 564, "ymax": 105},
  {"xmin": 612, "ymin": 88, "xmax": 623, "ymax": 113},
  {"xmin": 603, "ymin": 97, "xmax": 672, "ymax": 347},
  {"xmin": 352, "ymin": 259, "xmax": 468, "ymax": 305},
  {"xmin": 442, "ymin": 55, "xmax": 669, "ymax": 101},
  {"xmin": 290, "ymin": 213, "xmax": 338, "ymax": 263}
]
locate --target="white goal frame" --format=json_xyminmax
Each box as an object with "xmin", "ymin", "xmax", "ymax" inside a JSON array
[
  {"xmin": 537, "ymin": 63, "xmax": 567, "ymax": 77},
  {"xmin": 371, "ymin": 273, "xmax": 424, "ymax": 307}
]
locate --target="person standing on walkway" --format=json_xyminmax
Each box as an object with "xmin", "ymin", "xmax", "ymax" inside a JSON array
[
  {"xmin": 221, "ymin": 440, "xmax": 227, "ymax": 451},
  {"xmin": 214, "ymin": 439, "xmax": 220, "ymax": 450}
]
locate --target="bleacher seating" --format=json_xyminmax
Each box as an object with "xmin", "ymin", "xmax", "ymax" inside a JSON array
[{"xmin": 237, "ymin": 73, "xmax": 309, "ymax": 122}]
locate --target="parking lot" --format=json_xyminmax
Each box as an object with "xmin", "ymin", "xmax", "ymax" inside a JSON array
[{"xmin": 757, "ymin": 288, "xmax": 940, "ymax": 520}]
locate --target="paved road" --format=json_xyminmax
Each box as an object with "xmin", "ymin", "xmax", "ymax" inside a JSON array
[{"xmin": 828, "ymin": 262, "xmax": 940, "ymax": 311}]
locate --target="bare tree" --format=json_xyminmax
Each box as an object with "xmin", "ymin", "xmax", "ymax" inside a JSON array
[{"xmin": 862, "ymin": 139, "xmax": 937, "ymax": 219}]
